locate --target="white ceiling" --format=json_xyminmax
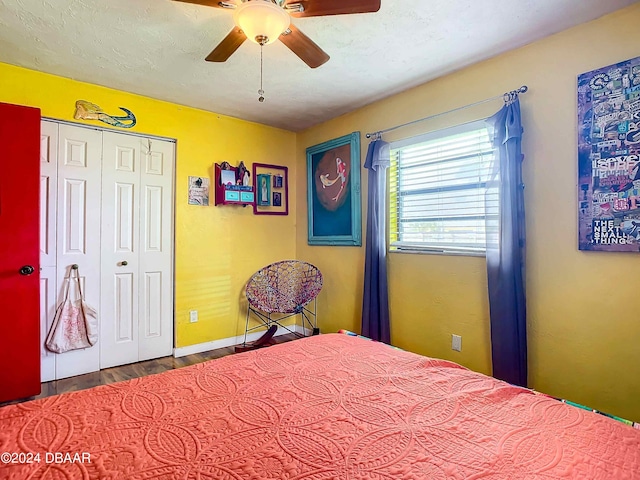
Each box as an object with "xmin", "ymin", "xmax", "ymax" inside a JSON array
[{"xmin": 0, "ymin": 0, "xmax": 636, "ymax": 131}]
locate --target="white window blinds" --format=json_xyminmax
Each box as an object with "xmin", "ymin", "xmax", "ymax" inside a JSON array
[{"xmin": 389, "ymin": 121, "xmax": 497, "ymax": 254}]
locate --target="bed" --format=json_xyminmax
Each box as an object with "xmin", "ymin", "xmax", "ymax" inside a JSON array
[{"xmin": 1, "ymin": 333, "xmax": 639, "ymax": 479}]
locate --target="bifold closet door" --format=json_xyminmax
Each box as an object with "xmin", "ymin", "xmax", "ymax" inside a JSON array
[
  {"xmin": 40, "ymin": 120, "xmax": 58, "ymax": 382},
  {"xmin": 137, "ymin": 138, "xmax": 174, "ymax": 362},
  {"xmin": 100, "ymin": 132, "xmax": 174, "ymax": 369},
  {"xmin": 54, "ymin": 124, "xmax": 102, "ymax": 379}
]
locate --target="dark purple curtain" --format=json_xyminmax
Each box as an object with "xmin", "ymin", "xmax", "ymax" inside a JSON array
[
  {"xmin": 361, "ymin": 139, "xmax": 391, "ymax": 343},
  {"xmin": 485, "ymin": 98, "xmax": 527, "ymax": 387}
]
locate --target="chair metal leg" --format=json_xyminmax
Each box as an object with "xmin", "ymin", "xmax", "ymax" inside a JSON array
[
  {"xmin": 242, "ymin": 308, "xmax": 251, "ymax": 346},
  {"xmin": 297, "ymin": 298, "xmax": 319, "ymax": 336}
]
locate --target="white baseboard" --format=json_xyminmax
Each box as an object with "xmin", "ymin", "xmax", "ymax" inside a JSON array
[{"xmin": 173, "ymin": 325, "xmax": 312, "ymax": 358}]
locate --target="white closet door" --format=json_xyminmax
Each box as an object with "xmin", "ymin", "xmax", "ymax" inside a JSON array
[
  {"xmin": 55, "ymin": 124, "xmax": 102, "ymax": 379},
  {"xmin": 138, "ymin": 138, "xmax": 174, "ymax": 361},
  {"xmin": 40, "ymin": 122, "xmax": 175, "ymax": 378},
  {"xmin": 40, "ymin": 121, "xmax": 58, "ymax": 382},
  {"xmin": 100, "ymin": 133, "xmax": 174, "ymax": 368},
  {"xmin": 100, "ymin": 132, "xmax": 142, "ymax": 368}
]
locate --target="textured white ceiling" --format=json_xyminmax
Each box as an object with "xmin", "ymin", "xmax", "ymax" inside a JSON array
[{"xmin": 0, "ymin": 0, "xmax": 636, "ymax": 131}]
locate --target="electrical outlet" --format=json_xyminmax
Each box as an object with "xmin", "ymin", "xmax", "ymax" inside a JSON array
[
  {"xmin": 189, "ymin": 310, "xmax": 198, "ymax": 323},
  {"xmin": 452, "ymin": 334, "xmax": 462, "ymax": 352}
]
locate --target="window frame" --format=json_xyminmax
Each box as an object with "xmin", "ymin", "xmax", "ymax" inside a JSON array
[{"xmin": 388, "ymin": 120, "xmax": 495, "ymax": 257}]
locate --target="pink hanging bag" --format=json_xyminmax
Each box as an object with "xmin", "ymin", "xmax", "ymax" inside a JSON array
[{"xmin": 45, "ymin": 265, "xmax": 98, "ymax": 354}]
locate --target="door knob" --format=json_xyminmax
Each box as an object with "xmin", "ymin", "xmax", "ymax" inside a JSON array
[
  {"xmin": 19, "ymin": 265, "xmax": 35, "ymax": 276},
  {"xmin": 120, "ymin": 261, "xmax": 128, "ymax": 266}
]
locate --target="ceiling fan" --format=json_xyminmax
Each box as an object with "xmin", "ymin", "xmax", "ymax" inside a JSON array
[{"xmin": 173, "ymin": 0, "xmax": 381, "ymax": 68}]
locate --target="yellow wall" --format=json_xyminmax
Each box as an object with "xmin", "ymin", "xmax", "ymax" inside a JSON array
[
  {"xmin": 0, "ymin": 62, "xmax": 297, "ymax": 348},
  {"xmin": 296, "ymin": 4, "xmax": 640, "ymax": 421}
]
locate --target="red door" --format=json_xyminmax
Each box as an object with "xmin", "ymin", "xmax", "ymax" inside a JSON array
[{"xmin": 0, "ymin": 102, "xmax": 41, "ymax": 403}]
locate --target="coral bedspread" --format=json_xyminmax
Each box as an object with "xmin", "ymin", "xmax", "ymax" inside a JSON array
[{"xmin": 1, "ymin": 334, "xmax": 639, "ymax": 479}]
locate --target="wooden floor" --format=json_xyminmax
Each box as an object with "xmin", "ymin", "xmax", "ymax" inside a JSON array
[{"xmin": 1, "ymin": 333, "xmax": 299, "ymax": 407}]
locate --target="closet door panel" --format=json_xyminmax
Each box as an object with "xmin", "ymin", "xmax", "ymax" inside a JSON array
[
  {"xmin": 62, "ymin": 179, "xmax": 89, "ymax": 254},
  {"xmin": 143, "ymin": 271, "xmax": 163, "ymax": 338},
  {"xmin": 139, "ymin": 139, "xmax": 174, "ymax": 361},
  {"xmin": 55, "ymin": 124, "xmax": 102, "ymax": 380},
  {"xmin": 40, "ymin": 121, "xmax": 58, "ymax": 268},
  {"xmin": 40, "ymin": 121, "xmax": 58, "ymax": 381},
  {"xmin": 40, "ymin": 266, "xmax": 56, "ymax": 382},
  {"xmin": 100, "ymin": 132, "xmax": 141, "ymax": 368}
]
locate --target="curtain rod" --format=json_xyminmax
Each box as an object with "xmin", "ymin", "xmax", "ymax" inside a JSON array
[{"xmin": 365, "ymin": 85, "xmax": 528, "ymax": 139}]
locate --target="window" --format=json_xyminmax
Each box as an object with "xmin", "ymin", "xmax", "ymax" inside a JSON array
[{"xmin": 389, "ymin": 121, "xmax": 496, "ymax": 255}]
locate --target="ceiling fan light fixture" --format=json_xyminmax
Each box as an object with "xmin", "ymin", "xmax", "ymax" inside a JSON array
[{"xmin": 233, "ymin": 1, "xmax": 290, "ymax": 45}]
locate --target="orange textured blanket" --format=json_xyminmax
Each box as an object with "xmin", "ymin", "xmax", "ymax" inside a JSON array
[{"xmin": 1, "ymin": 333, "xmax": 639, "ymax": 479}]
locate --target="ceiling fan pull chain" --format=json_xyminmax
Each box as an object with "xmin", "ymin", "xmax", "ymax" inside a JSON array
[{"xmin": 258, "ymin": 44, "xmax": 265, "ymax": 102}]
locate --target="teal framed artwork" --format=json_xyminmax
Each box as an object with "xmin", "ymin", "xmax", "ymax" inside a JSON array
[
  {"xmin": 306, "ymin": 132, "xmax": 361, "ymax": 246},
  {"xmin": 256, "ymin": 173, "xmax": 271, "ymax": 206}
]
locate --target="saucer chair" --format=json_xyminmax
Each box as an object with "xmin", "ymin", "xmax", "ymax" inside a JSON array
[{"xmin": 239, "ymin": 260, "xmax": 323, "ymax": 349}]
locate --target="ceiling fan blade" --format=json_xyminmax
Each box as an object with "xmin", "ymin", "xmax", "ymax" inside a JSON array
[
  {"xmin": 284, "ymin": 0, "xmax": 380, "ymax": 17},
  {"xmin": 172, "ymin": 0, "xmax": 236, "ymax": 8},
  {"xmin": 279, "ymin": 24, "xmax": 329, "ymax": 68},
  {"xmin": 205, "ymin": 27, "xmax": 247, "ymax": 62}
]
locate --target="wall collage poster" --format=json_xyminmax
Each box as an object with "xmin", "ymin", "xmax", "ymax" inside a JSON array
[{"xmin": 578, "ymin": 55, "xmax": 640, "ymax": 252}]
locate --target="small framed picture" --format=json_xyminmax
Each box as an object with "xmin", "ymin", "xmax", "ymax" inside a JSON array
[
  {"xmin": 188, "ymin": 176, "xmax": 210, "ymax": 206},
  {"xmin": 252, "ymin": 163, "xmax": 289, "ymax": 216},
  {"xmin": 256, "ymin": 174, "xmax": 271, "ymax": 206}
]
